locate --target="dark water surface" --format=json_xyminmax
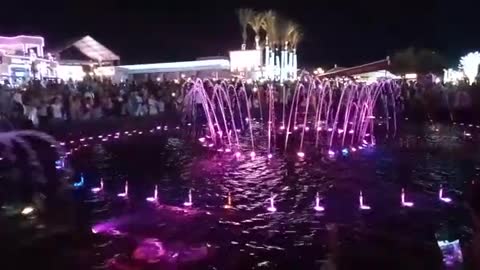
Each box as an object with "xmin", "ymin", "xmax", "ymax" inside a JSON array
[{"xmin": 66, "ymin": 122, "xmax": 479, "ymax": 270}]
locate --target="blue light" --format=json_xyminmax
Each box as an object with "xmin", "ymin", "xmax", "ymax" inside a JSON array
[
  {"xmin": 341, "ymin": 148, "xmax": 349, "ymax": 156},
  {"xmin": 73, "ymin": 174, "xmax": 85, "ymax": 188}
]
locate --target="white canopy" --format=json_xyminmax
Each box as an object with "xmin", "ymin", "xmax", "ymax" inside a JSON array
[{"xmin": 69, "ymin": 35, "xmax": 119, "ymax": 62}]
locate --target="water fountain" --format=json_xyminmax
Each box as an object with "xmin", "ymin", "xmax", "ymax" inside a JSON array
[
  {"xmin": 182, "ymin": 77, "xmax": 399, "ymax": 158},
  {"xmin": 401, "ymin": 188, "xmax": 414, "ymax": 207},
  {"xmin": 267, "ymin": 193, "xmax": 277, "ymax": 212},
  {"xmin": 313, "ymin": 192, "xmax": 325, "ymax": 212},
  {"xmin": 73, "ymin": 173, "xmax": 85, "ymax": 188},
  {"xmin": 439, "ymin": 187, "xmax": 452, "ymax": 203},
  {"xmin": 146, "ymin": 185, "xmax": 158, "ymax": 203},
  {"xmin": 224, "ymin": 192, "xmax": 233, "ymax": 209},
  {"xmin": 183, "ymin": 189, "xmax": 193, "ymax": 207},
  {"xmin": 359, "ymin": 191, "xmax": 371, "ymax": 210},
  {"xmin": 117, "ymin": 181, "xmax": 129, "ymax": 198},
  {"xmin": 91, "ymin": 178, "xmax": 104, "ymax": 193}
]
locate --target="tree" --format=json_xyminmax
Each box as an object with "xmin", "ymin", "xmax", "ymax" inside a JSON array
[
  {"xmin": 391, "ymin": 47, "xmax": 447, "ymax": 75},
  {"xmin": 236, "ymin": 9, "xmax": 255, "ymax": 50},
  {"xmin": 391, "ymin": 47, "xmax": 416, "ymax": 75}
]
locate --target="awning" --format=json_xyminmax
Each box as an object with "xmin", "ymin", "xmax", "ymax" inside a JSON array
[{"xmin": 65, "ymin": 35, "xmax": 119, "ymax": 62}]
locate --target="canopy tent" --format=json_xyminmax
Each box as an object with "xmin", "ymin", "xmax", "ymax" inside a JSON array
[{"xmin": 55, "ymin": 35, "xmax": 119, "ymax": 63}]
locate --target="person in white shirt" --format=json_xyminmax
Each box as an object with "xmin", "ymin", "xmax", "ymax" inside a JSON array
[
  {"xmin": 51, "ymin": 97, "xmax": 63, "ymax": 120},
  {"xmin": 147, "ymin": 95, "xmax": 159, "ymax": 115}
]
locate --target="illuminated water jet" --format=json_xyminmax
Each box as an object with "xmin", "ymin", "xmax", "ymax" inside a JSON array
[
  {"xmin": 267, "ymin": 193, "xmax": 277, "ymax": 212},
  {"xmin": 117, "ymin": 181, "xmax": 129, "ymax": 198},
  {"xmin": 401, "ymin": 188, "xmax": 414, "ymax": 207},
  {"xmin": 91, "ymin": 178, "xmax": 104, "ymax": 193},
  {"xmin": 313, "ymin": 192, "xmax": 325, "ymax": 212},
  {"xmin": 146, "ymin": 185, "xmax": 158, "ymax": 203},
  {"xmin": 359, "ymin": 191, "xmax": 371, "ymax": 210},
  {"xmin": 224, "ymin": 192, "xmax": 233, "ymax": 209},
  {"xmin": 439, "ymin": 187, "xmax": 452, "ymax": 203},
  {"xmin": 184, "ymin": 189, "xmax": 193, "ymax": 207}
]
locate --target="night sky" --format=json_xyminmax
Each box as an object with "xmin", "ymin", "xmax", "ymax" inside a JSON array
[{"xmin": 1, "ymin": 0, "xmax": 478, "ymax": 68}]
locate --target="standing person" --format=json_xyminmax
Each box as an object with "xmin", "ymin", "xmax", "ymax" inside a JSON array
[
  {"xmin": 50, "ymin": 96, "xmax": 64, "ymax": 122},
  {"xmin": 69, "ymin": 95, "xmax": 82, "ymax": 121},
  {"xmin": 37, "ymin": 98, "xmax": 49, "ymax": 128},
  {"xmin": 147, "ymin": 94, "xmax": 159, "ymax": 116}
]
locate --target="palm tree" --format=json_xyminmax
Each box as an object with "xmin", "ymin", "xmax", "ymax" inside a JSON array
[
  {"xmin": 237, "ymin": 8, "xmax": 254, "ymax": 50},
  {"xmin": 248, "ymin": 12, "xmax": 265, "ymax": 49},
  {"xmin": 262, "ymin": 10, "xmax": 278, "ymax": 47},
  {"xmin": 290, "ymin": 27, "xmax": 303, "ymax": 49}
]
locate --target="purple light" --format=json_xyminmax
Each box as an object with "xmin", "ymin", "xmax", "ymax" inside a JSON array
[
  {"xmin": 297, "ymin": 152, "xmax": 305, "ymax": 158},
  {"xmin": 305, "ymin": 127, "xmax": 310, "ymax": 131},
  {"xmin": 314, "ymin": 192, "xmax": 325, "ymax": 212},
  {"xmin": 348, "ymin": 129, "xmax": 354, "ymax": 134},
  {"xmin": 327, "ymin": 128, "xmax": 333, "ymax": 132},
  {"xmin": 146, "ymin": 185, "xmax": 158, "ymax": 203},
  {"xmin": 184, "ymin": 189, "xmax": 193, "ymax": 207},
  {"xmin": 328, "ymin": 150, "xmax": 335, "ymax": 156},
  {"xmin": 117, "ymin": 181, "xmax": 128, "ymax": 198},
  {"xmin": 359, "ymin": 191, "xmax": 371, "ymax": 210},
  {"xmin": 351, "ymin": 147, "xmax": 357, "ymax": 152},
  {"xmin": 80, "ymin": 138, "xmax": 85, "ymax": 142},
  {"xmin": 91, "ymin": 179, "xmax": 104, "ymax": 193},
  {"xmin": 280, "ymin": 126, "xmax": 286, "ymax": 130},
  {"xmin": 439, "ymin": 188, "xmax": 452, "ymax": 203},
  {"xmin": 267, "ymin": 194, "xmax": 277, "ymax": 212},
  {"xmin": 250, "ymin": 151, "xmax": 256, "ymax": 159},
  {"xmin": 317, "ymin": 127, "xmax": 322, "ymax": 131},
  {"xmin": 337, "ymin": 129, "xmax": 344, "ymax": 134},
  {"xmin": 401, "ymin": 188, "xmax": 414, "ymax": 207},
  {"xmin": 294, "ymin": 126, "xmax": 298, "ymax": 131},
  {"xmin": 235, "ymin": 152, "xmax": 241, "ymax": 158},
  {"xmin": 208, "ymin": 143, "xmax": 214, "ymax": 148},
  {"xmin": 225, "ymin": 148, "xmax": 232, "ymax": 153},
  {"xmin": 267, "ymin": 153, "xmax": 273, "ymax": 159},
  {"xmin": 198, "ymin": 137, "xmax": 206, "ymax": 143}
]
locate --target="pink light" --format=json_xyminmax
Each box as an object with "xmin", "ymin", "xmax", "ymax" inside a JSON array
[
  {"xmin": 267, "ymin": 153, "xmax": 273, "ymax": 159},
  {"xmin": 280, "ymin": 126, "xmax": 285, "ymax": 130},
  {"xmin": 70, "ymin": 140, "xmax": 75, "ymax": 144},
  {"xmin": 60, "ymin": 142, "xmax": 65, "ymax": 146},
  {"xmin": 297, "ymin": 152, "xmax": 305, "ymax": 158},
  {"xmin": 348, "ymin": 129, "xmax": 354, "ymax": 134},
  {"xmin": 305, "ymin": 127, "xmax": 310, "ymax": 131},
  {"xmin": 183, "ymin": 189, "xmax": 193, "ymax": 207},
  {"xmin": 337, "ymin": 129, "xmax": 344, "ymax": 134},
  {"xmin": 176, "ymin": 126, "xmax": 180, "ymax": 130},
  {"xmin": 217, "ymin": 130, "xmax": 223, "ymax": 136},
  {"xmin": 314, "ymin": 192, "xmax": 325, "ymax": 212},
  {"xmin": 98, "ymin": 135, "xmax": 103, "ymax": 138},
  {"xmin": 80, "ymin": 138, "xmax": 86, "ymax": 142},
  {"xmin": 217, "ymin": 148, "xmax": 224, "ymax": 152},
  {"xmin": 250, "ymin": 151, "xmax": 256, "ymax": 159},
  {"xmin": 146, "ymin": 185, "xmax": 158, "ymax": 203},
  {"xmin": 439, "ymin": 188, "xmax": 452, "ymax": 203},
  {"xmin": 224, "ymin": 192, "xmax": 233, "ymax": 209},
  {"xmin": 328, "ymin": 150, "xmax": 335, "ymax": 156},
  {"xmin": 358, "ymin": 146, "xmax": 364, "ymax": 150},
  {"xmin": 359, "ymin": 191, "xmax": 371, "ymax": 210},
  {"xmin": 351, "ymin": 147, "xmax": 357, "ymax": 152},
  {"xmin": 88, "ymin": 137, "xmax": 93, "ymax": 140},
  {"xmin": 91, "ymin": 179, "xmax": 104, "ymax": 193},
  {"xmin": 117, "ymin": 181, "xmax": 128, "ymax": 198},
  {"xmin": 327, "ymin": 128, "xmax": 333, "ymax": 132},
  {"xmin": 401, "ymin": 188, "xmax": 414, "ymax": 207},
  {"xmin": 267, "ymin": 194, "xmax": 277, "ymax": 212},
  {"xmin": 317, "ymin": 127, "xmax": 322, "ymax": 131},
  {"xmin": 225, "ymin": 148, "xmax": 232, "ymax": 153},
  {"xmin": 208, "ymin": 143, "xmax": 214, "ymax": 148},
  {"xmin": 235, "ymin": 152, "xmax": 241, "ymax": 158},
  {"xmin": 156, "ymin": 126, "xmax": 161, "ymax": 130},
  {"xmin": 294, "ymin": 126, "xmax": 298, "ymax": 131},
  {"xmin": 198, "ymin": 137, "xmax": 206, "ymax": 143}
]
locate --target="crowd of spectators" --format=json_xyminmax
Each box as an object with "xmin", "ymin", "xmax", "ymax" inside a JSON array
[{"xmin": 0, "ymin": 78, "xmax": 185, "ymax": 129}]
